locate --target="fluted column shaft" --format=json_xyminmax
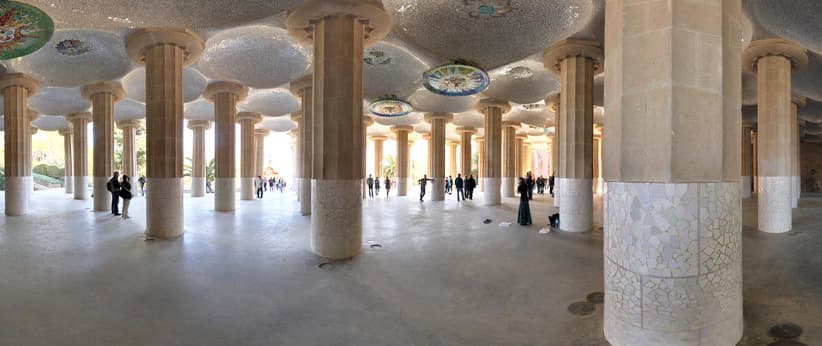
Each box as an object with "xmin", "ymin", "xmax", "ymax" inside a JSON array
[
  {"xmin": 204, "ymin": 82, "xmax": 248, "ymax": 212},
  {"xmin": 593, "ymin": 134, "xmax": 602, "ymax": 195},
  {"xmin": 372, "ymin": 136, "xmax": 385, "ymax": 177},
  {"xmin": 117, "ymin": 120, "xmax": 139, "ymax": 181},
  {"xmin": 447, "ymin": 141, "xmax": 458, "ymax": 178},
  {"xmin": 393, "ymin": 126, "xmax": 412, "ymax": 196},
  {"xmin": 479, "ymin": 99, "xmax": 510, "ymax": 205},
  {"xmin": 255, "ymin": 129, "xmax": 268, "ymax": 176},
  {"xmin": 238, "ymin": 112, "xmax": 261, "ymax": 200},
  {"xmin": 188, "ymin": 120, "xmax": 211, "ymax": 197},
  {"xmin": 83, "ymin": 83, "xmax": 124, "ymax": 212},
  {"xmin": 514, "ymin": 134, "xmax": 524, "ymax": 177},
  {"xmin": 501, "ymin": 123, "xmax": 517, "ymax": 197},
  {"xmin": 427, "ymin": 113, "xmax": 451, "ymax": 201},
  {"xmin": 59, "ymin": 128, "xmax": 74, "ymax": 194},
  {"xmin": 458, "ymin": 128, "xmax": 474, "ymax": 177},
  {"xmin": 0, "ymin": 74, "xmax": 38, "ymax": 215},
  {"xmin": 789, "ymin": 98, "xmax": 804, "ymax": 208},
  {"xmin": 741, "ymin": 123, "xmax": 754, "ymax": 198},
  {"xmin": 476, "ymin": 136, "xmax": 485, "ymax": 191},
  {"xmin": 291, "ymin": 75, "xmax": 313, "ymax": 214},
  {"xmin": 68, "ymin": 113, "xmax": 91, "ymax": 200}
]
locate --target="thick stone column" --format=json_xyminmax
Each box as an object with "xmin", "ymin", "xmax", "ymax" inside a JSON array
[
  {"xmin": 288, "ymin": 0, "xmax": 390, "ymax": 259},
  {"xmin": 548, "ymin": 94, "xmax": 561, "ymax": 207},
  {"xmin": 752, "ymin": 130, "xmax": 758, "ymax": 192},
  {"xmin": 501, "ymin": 121, "xmax": 518, "ymax": 197},
  {"xmin": 603, "ymin": 1, "xmax": 743, "ymax": 345},
  {"xmin": 476, "ymin": 136, "xmax": 485, "ymax": 191},
  {"xmin": 117, "ymin": 119, "xmax": 140, "ymax": 180},
  {"xmin": 362, "ymin": 117, "xmax": 373, "ymax": 200},
  {"xmin": 593, "ymin": 134, "xmax": 602, "ymax": 195},
  {"xmin": 82, "ymin": 82, "xmax": 125, "ymax": 212},
  {"xmin": 426, "ymin": 113, "xmax": 452, "ymax": 201},
  {"xmin": 457, "ymin": 127, "xmax": 475, "ymax": 177},
  {"xmin": 255, "ymin": 129, "xmax": 268, "ymax": 176},
  {"xmin": 67, "ymin": 112, "xmax": 91, "ymax": 200},
  {"xmin": 392, "ymin": 125, "xmax": 412, "ymax": 196},
  {"xmin": 743, "ymin": 39, "xmax": 808, "ymax": 233},
  {"xmin": 514, "ymin": 134, "xmax": 525, "ymax": 177},
  {"xmin": 790, "ymin": 95, "xmax": 805, "ymax": 208},
  {"xmin": 237, "ymin": 112, "xmax": 261, "ymax": 201},
  {"xmin": 477, "ymin": 99, "xmax": 510, "ymax": 205},
  {"xmin": 372, "ymin": 135, "xmax": 386, "ymax": 177},
  {"xmin": 741, "ymin": 122, "xmax": 754, "ymax": 198},
  {"xmin": 0, "ymin": 74, "xmax": 38, "ymax": 215},
  {"xmin": 203, "ymin": 82, "xmax": 248, "ymax": 212},
  {"xmin": 127, "ymin": 29, "xmax": 204, "ymax": 238},
  {"xmin": 545, "ymin": 39, "xmax": 601, "ymax": 232},
  {"xmin": 291, "ymin": 75, "xmax": 313, "ymax": 214},
  {"xmin": 187, "ymin": 120, "xmax": 211, "ymax": 197},
  {"xmin": 447, "ymin": 140, "xmax": 458, "ymax": 177},
  {"xmin": 27, "ymin": 120, "xmax": 37, "ymax": 176},
  {"xmin": 59, "ymin": 128, "xmax": 74, "ymax": 194}
]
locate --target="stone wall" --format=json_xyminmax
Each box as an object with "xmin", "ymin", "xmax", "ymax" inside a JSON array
[{"xmin": 800, "ymin": 142, "xmax": 822, "ymax": 192}]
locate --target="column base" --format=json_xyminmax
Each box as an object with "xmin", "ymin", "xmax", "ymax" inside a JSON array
[
  {"xmin": 4, "ymin": 176, "xmax": 31, "ymax": 216},
  {"xmin": 299, "ymin": 177, "xmax": 311, "ymax": 215},
  {"xmin": 73, "ymin": 176, "xmax": 88, "ymax": 200},
  {"xmin": 604, "ymin": 182, "xmax": 742, "ymax": 346},
  {"xmin": 64, "ymin": 175, "xmax": 74, "ymax": 194},
  {"xmin": 93, "ymin": 176, "xmax": 111, "ymax": 212},
  {"xmin": 594, "ymin": 177, "xmax": 604, "ymax": 195},
  {"xmin": 397, "ymin": 177, "xmax": 408, "ymax": 196},
  {"xmin": 553, "ymin": 179, "xmax": 560, "ymax": 207},
  {"xmin": 792, "ymin": 175, "xmax": 800, "ymax": 208},
  {"xmin": 311, "ymin": 179, "xmax": 362, "ymax": 259},
  {"xmin": 146, "ymin": 178, "xmax": 184, "ymax": 239},
  {"xmin": 502, "ymin": 177, "xmax": 516, "ymax": 197},
  {"xmin": 240, "ymin": 177, "xmax": 254, "ymax": 200},
  {"xmin": 483, "ymin": 178, "xmax": 501, "ymax": 206},
  {"xmin": 432, "ymin": 176, "xmax": 445, "ymax": 201},
  {"xmin": 191, "ymin": 176, "xmax": 205, "ymax": 197},
  {"xmin": 558, "ymin": 178, "xmax": 593, "ymax": 232},
  {"xmin": 758, "ymin": 176, "xmax": 792, "ymax": 233},
  {"xmin": 741, "ymin": 176, "xmax": 752, "ymax": 198},
  {"xmin": 215, "ymin": 178, "xmax": 235, "ymax": 212}
]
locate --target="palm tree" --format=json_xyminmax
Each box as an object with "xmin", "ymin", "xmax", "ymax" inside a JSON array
[
  {"xmin": 383, "ymin": 154, "xmax": 397, "ymax": 178},
  {"xmin": 184, "ymin": 157, "xmax": 216, "ymax": 182}
]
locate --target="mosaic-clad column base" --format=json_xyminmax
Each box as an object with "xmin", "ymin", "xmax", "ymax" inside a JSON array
[
  {"xmin": 559, "ymin": 178, "xmax": 593, "ymax": 232},
  {"xmin": 93, "ymin": 176, "xmax": 112, "ymax": 212},
  {"xmin": 215, "ymin": 178, "xmax": 235, "ymax": 212},
  {"xmin": 191, "ymin": 177, "xmax": 205, "ymax": 197},
  {"xmin": 758, "ymin": 176, "xmax": 792, "ymax": 233},
  {"xmin": 4, "ymin": 176, "xmax": 32, "ymax": 216},
  {"xmin": 299, "ymin": 177, "xmax": 311, "ymax": 215},
  {"xmin": 240, "ymin": 177, "xmax": 254, "ymax": 200},
  {"xmin": 483, "ymin": 178, "xmax": 501, "ymax": 206},
  {"xmin": 64, "ymin": 175, "xmax": 74, "ymax": 194},
  {"xmin": 73, "ymin": 176, "xmax": 88, "ymax": 200},
  {"xmin": 501, "ymin": 177, "xmax": 516, "ymax": 198},
  {"xmin": 397, "ymin": 178, "xmax": 408, "ymax": 196},
  {"xmin": 432, "ymin": 176, "xmax": 445, "ymax": 201},
  {"xmin": 146, "ymin": 178, "xmax": 184, "ymax": 239},
  {"xmin": 604, "ymin": 182, "xmax": 742, "ymax": 346},
  {"xmin": 741, "ymin": 176, "xmax": 752, "ymax": 198},
  {"xmin": 311, "ymin": 179, "xmax": 362, "ymax": 259},
  {"xmin": 792, "ymin": 176, "xmax": 800, "ymax": 208}
]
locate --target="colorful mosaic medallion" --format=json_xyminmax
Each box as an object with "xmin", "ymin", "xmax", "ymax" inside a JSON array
[
  {"xmin": 0, "ymin": 1, "xmax": 54, "ymax": 59},
  {"xmin": 55, "ymin": 39, "xmax": 93, "ymax": 56},
  {"xmin": 462, "ymin": 0, "xmax": 513, "ymax": 18},
  {"xmin": 507, "ymin": 66, "xmax": 534, "ymax": 79},
  {"xmin": 364, "ymin": 50, "xmax": 391, "ymax": 65},
  {"xmin": 423, "ymin": 61, "xmax": 490, "ymax": 96},
  {"xmin": 368, "ymin": 95, "xmax": 413, "ymax": 117}
]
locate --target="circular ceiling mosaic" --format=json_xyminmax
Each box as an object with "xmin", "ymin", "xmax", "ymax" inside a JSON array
[
  {"xmin": 0, "ymin": 1, "xmax": 54, "ymax": 59},
  {"xmin": 368, "ymin": 96, "xmax": 413, "ymax": 117},
  {"xmin": 423, "ymin": 62, "xmax": 490, "ymax": 96}
]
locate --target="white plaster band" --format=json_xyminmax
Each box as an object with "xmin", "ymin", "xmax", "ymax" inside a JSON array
[
  {"xmin": 758, "ymin": 176, "xmax": 792, "ymax": 233},
  {"xmin": 483, "ymin": 178, "xmax": 501, "ymax": 206},
  {"xmin": 311, "ymin": 179, "xmax": 362, "ymax": 259},
  {"xmin": 64, "ymin": 175, "xmax": 74, "ymax": 194},
  {"xmin": 146, "ymin": 178, "xmax": 184, "ymax": 239},
  {"xmin": 4, "ymin": 176, "xmax": 32, "ymax": 216},
  {"xmin": 431, "ymin": 176, "xmax": 445, "ymax": 201},
  {"xmin": 558, "ymin": 178, "xmax": 593, "ymax": 232},
  {"xmin": 215, "ymin": 178, "xmax": 235, "ymax": 212},
  {"xmin": 741, "ymin": 176, "xmax": 752, "ymax": 198},
  {"xmin": 501, "ymin": 177, "xmax": 516, "ymax": 198},
  {"xmin": 240, "ymin": 177, "xmax": 255, "ymax": 200},
  {"xmin": 74, "ymin": 176, "xmax": 89, "ymax": 200},
  {"xmin": 299, "ymin": 177, "xmax": 311, "ymax": 215},
  {"xmin": 93, "ymin": 176, "xmax": 111, "ymax": 212},
  {"xmin": 190, "ymin": 176, "xmax": 205, "ymax": 197}
]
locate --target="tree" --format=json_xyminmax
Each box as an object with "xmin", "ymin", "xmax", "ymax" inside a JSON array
[
  {"xmin": 184, "ymin": 157, "xmax": 216, "ymax": 182},
  {"xmin": 383, "ymin": 154, "xmax": 397, "ymax": 178}
]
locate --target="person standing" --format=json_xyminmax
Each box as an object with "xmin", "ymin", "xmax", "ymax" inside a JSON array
[
  {"xmin": 384, "ymin": 176, "xmax": 391, "ymax": 197},
  {"xmin": 138, "ymin": 176, "xmax": 146, "ymax": 196},
  {"xmin": 526, "ymin": 172, "xmax": 535, "ymax": 200},
  {"xmin": 517, "ymin": 177, "xmax": 532, "ymax": 225},
  {"xmin": 366, "ymin": 174, "xmax": 374, "ymax": 198},
  {"xmin": 206, "ymin": 180, "xmax": 214, "ymax": 193},
  {"xmin": 418, "ymin": 174, "xmax": 434, "ymax": 202},
  {"xmin": 255, "ymin": 175, "xmax": 264, "ymax": 198},
  {"xmin": 454, "ymin": 173, "xmax": 465, "ymax": 202},
  {"xmin": 107, "ymin": 171, "xmax": 122, "ymax": 216},
  {"xmin": 466, "ymin": 174, "xmax": 476, "ymax": 200},
  {"xmin": 375, "ymin": 176, "xmax": 381, "ymax": 196},
  {"xmin": 120, "ymin": 175, "xmax": 133, "ymax": 219},
  {"xmin": 548, "ymin": 174, "xmax": 555, "ymax": 197}
]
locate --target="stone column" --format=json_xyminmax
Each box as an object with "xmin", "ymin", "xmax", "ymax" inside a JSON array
[
  {"xmin": 426, "ymin": 113, "xmax": 452, "ymax": 201},
  {"xmin": 82, "ymin": 82, "xmax": 125, "ymax": 212},
  {"xmin": 255, "ymin": 129, "xmax": 268, "ymax": 176},
  {"xmin": 790, "ymin": 95, "xmax": 805, "ymax": 208},
  {"xmin": 593, "ymin": 134, "xmax": 602, "ymax": 195},
  {"xmin": 423, "ymin": 133, "xmax": 432, "ymax": 176},
  {"xmin": 548, "ymin": 95, "xmax": 561, "ymax": 207},
  {"xmin": 477, "ymin": 99, "xmax": 510, "ymax": 205},
  {"xmin": 392, "ymin": 125, "xmax": 412, "ymax": 196},
  {"xmin": 603, "ymin": 1, "xmax": 743, "ymax": 345},
  {"xmin": 117, "ymin": 120, "xmax": 140, "ymax": 180},
  {"xmin": 372, "ymin": 135, "xmax": 386, "ymax": 177},
  {"xmin": 743, "ymin": 39, "xmax": 808, "ymax": 233},
  {"xmin": 27, "ymin": 120, "xmax": 37, "ymax": 176},
  {"xmin": 127, "ymin": 29, "xmax": 204, "ymax": 238},
  {"xmin": 752, "ymin": 130, "xmax": 758, "ymax": 192},
  {"xmin": 291, "ymin": 75, "xmax": 313, "ymax": 214},
  {"xmin": 67, "ymin": 112, "xmax": 91, "ymax": 200},
  {"xmin": 187, "ymin": 120, "xmax": 211, "ymax": 197},
  {"xmin": 514, "ymin": 134, "xmax": 525, "ymax": 177},
  {"xmin": 741, "ymin": 122, "xmax": 754, "ymax": 198},
  {"xmin": 237, "ymin": 112, "xmax": 261, "ymax": 200},
  {"xmin": 203, "ymin": 82, "xmax": 249, "ymax": 212},
  {"xmin": 287, "ymin": 0, "xmax": 390, "ymax": 259},
  {"xmin": 457, "ymin": 127, "xmax": 475, "ymax": 177},
  {"xmin": 545, "ymin": 40, "xmax": 601, "ymax": 232},
  {"xmin": 362, "ymin": 117, "xmax": 373, "ymax": 200},
  {"xmin": 447, "ymin": 140, "xmax": 458, "ymax": 177},
  {"xmin": 476, "ymin": 136, "xmax": 485, "ymax": 191},
  {"xmin": 501, "ymin": 121, "xmax": 518, "ymax": 197},
  {"xmin": 0, "ymin": 74, "xmax": 38, "ymax": 216},
  {"xmin": 59, "ymin": 128, "xmax": 74, "ymax": 194}
]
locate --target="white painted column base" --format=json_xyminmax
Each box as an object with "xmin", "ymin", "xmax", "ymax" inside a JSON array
[
  {"xmin": 146, "ymin": 178, "xmax": 184, "ymax": 239},
  {"xmin": 64, "ymin": 175, "xmax": 73, "ymax": 194},
  {"xmin": 483, "ymin": 178, "xmax": 501, "ymax": 206},
  {"xmin": 215, "ymin": 178, "xmax": 235, "ymax": 212},
  {"xmin": 299, "ymin": 177, "xmax": 311, "ymax": 215},
  {"xmin": 740, "ymin": 176, "xmax": 752, "ymax": 198},
  {"xmin": 558, "ymin": 178, "xmax": 593, "ymax": 232},
  {"xmin": 311, "ymin": 179, "xmax": 362, "ymax": 259},
  {"xmin": 553, "ymin": 179, "xmax": 560, "ymax": 207},
  {"xmin": 93, "ymin": 176, "xmax": 111, "ymax": 212},
  {"xmin": 397, "ymin": 178, "xmax": 408, "ymax": 196},
  {"xmin": 191, "ymin": 176, "xmax": 205, "ymax": 197},
  {"xmin": 431, "ymin": 176, "xmax": 445, "ymax": 201},
  {"xmin": 240, "ymin": 177, "xmax": 254, "ymax": 200},
  {"xmin": 501, "ymin": 177, "xmax": 516, "ymax": 198},
  {"xmin": 792, "ymin": 176, "xmax": 800, "ymax": 208},
  {"xmin": 73, "ymin": 176, "xmax": 88, "ymax": 200},
  {"xmin": 604, "ymin": 182, "xmax": 742, "ymax": 346},
  {"xmin": 758, "ymin": 176, "xmax": 792, "ymax": 233},
  {"xmin": 4, "ymin": 176, "xmax": 32, "ymax": 216}
]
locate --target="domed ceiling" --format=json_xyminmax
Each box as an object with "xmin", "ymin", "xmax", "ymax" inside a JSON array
[
  {"xmin": 28, "ymin": 87, "xmax": 90, "ymax": 115},
  {"xmin": 746, "ymin": 1, "xmax": 822, "ymax": 55}
]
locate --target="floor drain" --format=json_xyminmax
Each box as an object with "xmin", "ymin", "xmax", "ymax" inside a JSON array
[
  {"xmin": 318, "ymin": 262, "xmax": 334, "ymax": 269},
  {"xmin": 370, "ymin": 244, "xmax": 383, "ymax": 249},
  {"xmin": 768, "ymin": 323, "xmax": 803, "ymax": 339},
  {"xmin": 767, "ymin": 340, "xmax": 807, "ymax": 346},
  {"xmin": 567, "ymin": 302, "xmax": 595, "ymax": 316},
  {"xmin": 586, "ymin": 291, "xmax": 604, "ymax": 304},
  {"xmin": 483, "ymin": 219, "xmax": 492, "ymax": 224},
  {"xmin": 143, "ymin": 236, "xmax": 155, "ymax": 241}
]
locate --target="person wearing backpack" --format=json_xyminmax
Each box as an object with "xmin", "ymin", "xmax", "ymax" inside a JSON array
[
  {"xmin": 106, "ymin": 171, "xmax": 122, "ymax": 215},
  {"xmin": 120, "ymin": 175, "xmax": 133, "ymax": 219}
]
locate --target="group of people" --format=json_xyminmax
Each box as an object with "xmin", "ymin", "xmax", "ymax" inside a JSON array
[
  {"xmin": 255, "ymin": 176, "xmax": 287, "ymax": 198},
  {"xmin": 534, "ymin": 175, "xmax": 555, "ymax": 196},
  {"xmin": 366, "ymin": 174, "xmax": 392, "ymax": 198},
  {"xmin": 418, "ymin": 173, "xmax": 478, "ymax": 202},
  {"xmin": 106, "ymin": 171, "xmax": 134, "ymax": 219}
]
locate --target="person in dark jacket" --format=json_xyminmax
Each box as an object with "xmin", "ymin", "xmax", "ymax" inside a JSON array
[
  {"xmin": 418, "ymin": 174, "xmax": 434, "ymax": 201},
  {"xmin": 366, "ymin": 174, "xmax": 374, "ymax": 198},
  {"xmin": 466, "ymin": 174, "xmax": 476, "ymax": 200},
  {"xmin": 138, "ymin": 176, "xmax": 146, "ymax": 196},
  {"xmin": 517, "ymin": 177, "xmax": 532, "ymax": 225},
  {"xmin": 384, "ymin": 177, "xmax": 391, "ymax": 197},
  {"xmin": 548, "ymin": 174, "xmax": 556, "ymax": 197},
  {"xmin": 107, "ymin": 171, "xmax": 122, "ymax": 215},
  {"xmin": 454, "ymin": 173, "xmax": 465, "ymax": 201},
  {"xmin": 120, "ymin": 175, "xmax": 133, "ymax": 219}
]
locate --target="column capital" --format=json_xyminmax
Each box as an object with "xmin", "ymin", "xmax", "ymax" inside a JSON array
[
  {"xmin": 422, "ymin": 133, "xmax": 431, "ymax": 140},
  {"xmin": 502, "ymin": 121, "xmax": 520, "ymax": 128},
  {"xmin": 28, "ymin": 109, "xmax": 40, "ymax": 122},
  {"xmin": 370, "ymin": 135, "xmax": 387, "ymax": 141},
  {"xmin": 391, "ymin": 125, "xmax": 414, "ymax": 133},
  {"xmin": 126, "ymin": 28, "xmax": 205, "ymax": 66},
  {"xmin": 81, "ymin": 81, "xmax": 126, "ymax": 102},
  {"xmin": 58, "ymin": 128, "xmax": 73, "ymax": 136},
  {"xmin": 203, "ymin": 81, "xmax": 249, "ymax": 101},
  {"xmin": 792, "ymin": 93, "xmax": 807, "ymax": 108},
  {"xmin": 255, "ymin": 129, "xmax": 270, "ymax": 137},
  {"xmin": 743, "ymin": 39, "xmax": 808, "ymax": 73},
  {"xmin": 237, "ymin": 111, "xmax": 262, "ymax": 123},
  {"xmin": 187, "ymin": 120, "xmax": 212, "ymax": 130},
  {"xmin": 546, "ymin": 94, "xmax": 560, "ymax": 112},
  {"xmin": 543, "ymin": 39, "xmax": 603, "ymax": 74},
  {"xmin": 0, "ymin": 73, "xmax": 39, "ymax": 94},
  {"xmin": 476, "ymin": 98, "xmax": 511, "ymax": 114},
  {"xmin": 741, "ymin": 120, "xmax": 756, "ymax": 129},
  {"xmin": 286, "ymin": 0, "xmax": 392, "ymax": 46},
  {"xmin": 363, "ymin": 117, "xmax": 375, "ymax": 127},
  {"xmin": 475, "ymin": 136, "xmax": 485, "ymax": 143},
  {"xmin": 447, "ymin": 140, "xmax": 459, "ymax": 147},
  {"xmin": 30, "ymin": 126, "xmax": 38, "ymax": 135},
  {"xmin": 291, "ymin": 110, "xmax": 303, "ymax": 122},
  {"xmin": 515, "ymin": 134, "xmax": 528, "ymax": 140},
  {"xmin": 116, "ymin": 119, "xmax": 141, "ymax": 130},
  {"xmin": 67, "ymin": 112, "xmax": 92, "ymax": 122},
  {"xmin": 424, "ymin": 112, "xmax": 453, "ymax": 122},
  {"xmin": 456, "ymin": 127, "xmax": 476, "ymax": 134},
  {"xmin": 289, "ymin": 74, "xmax": 313, "ymax": 96}
]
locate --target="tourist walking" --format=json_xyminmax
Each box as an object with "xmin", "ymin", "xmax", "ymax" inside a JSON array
[
  {"xmin": 138, "ymin": 176, "xmax": 146, "ymax": 196},
  {"xmin": 255, "ymin": 175, "xmax": 265, "ymax": 198},
  {"xmin": 366, "ymin": 174, "xmax": 374, "ymax": 198},
  {"xmin": 384, "ymin": 177, "xmax": 391, "ymax": 197},
  {"xmin": 466, "ymin": 174, "xmax": 476, "ymax": 200},
  {"xmin": 517, "ymin": 177, "xmax": 532, "ymax": 225},
  {"xmin": 375, "ymin": 176, "xmax": 381, "ymax": 196},
  {"xmin": 120, "ymin": 175, "xmax": 133, "ymax": 219},
  {"xmin": 454, "ymin": 173, "xmax": 465, "ymax": 201},
  {"xmin": 206, "ymin": 180, "xmax": 214, "ymax": 193},
  {"xmin": 548, "ymin": 174, "xmax": 555, "ymax": 197},
  {"xmin": 418, "ymin": 174, "xmax": 434, "ymax": 202},
  {"xmin": 106, "ymin": 171, "xmax": 122, "ymax": 216},
  {"xmin": 526, "ymin": 172, "xmax": 535, "ymax": 200}
]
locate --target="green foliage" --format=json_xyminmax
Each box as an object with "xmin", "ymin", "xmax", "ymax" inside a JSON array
[
  {"xmin": 206, "ymin": 158, "xmax": 215, "ymax": 181},
  {"xmin": 33, "ymin": 163, "xmax": 65, "ymax": 179},
  {"xmin": 33, "ymin": 172, "xmax": 62, "ymax": 185},
  {"xmin": 383, "ymin": 154, "xmax": 397, "ymax": 178}
]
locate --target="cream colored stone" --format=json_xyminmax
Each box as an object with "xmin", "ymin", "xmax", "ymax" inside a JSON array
[{"xmin": 145, "ymin": 178, "xmax": 184, "ymax": 239}]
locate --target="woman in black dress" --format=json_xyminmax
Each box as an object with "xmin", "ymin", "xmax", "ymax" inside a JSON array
[{"xmin": 517, "ymin": 177, "xmax": 532, "ymax": 225}]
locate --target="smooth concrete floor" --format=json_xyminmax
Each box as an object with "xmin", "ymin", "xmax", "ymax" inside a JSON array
[{"xmin": 0, "ymin": 187, "xmax": 819, "ymax": 346}]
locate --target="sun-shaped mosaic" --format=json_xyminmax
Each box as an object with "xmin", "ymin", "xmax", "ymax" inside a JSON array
[
  {"xmin": 0, "ymin": 1, "xmax": 54, "ymax": 59},
  {"xmin": 55, "ymin": 39, "xmax": 93, "ymax": 56},
  {"xmin": 368, "ymin": 95, "xmax": 413, "ymax": 117},
  {"xmin": 423, "ymin": 62, "xmax": 490, "ymax": 96},
  {"xmin": 364, "ymin": 50, "xmax": 392, "ymax": 65}
]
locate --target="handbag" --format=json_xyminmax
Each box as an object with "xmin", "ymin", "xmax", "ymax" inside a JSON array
[{"xmin": 120, "ymin": 189, "xmax": 133, "ymax": 200}]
